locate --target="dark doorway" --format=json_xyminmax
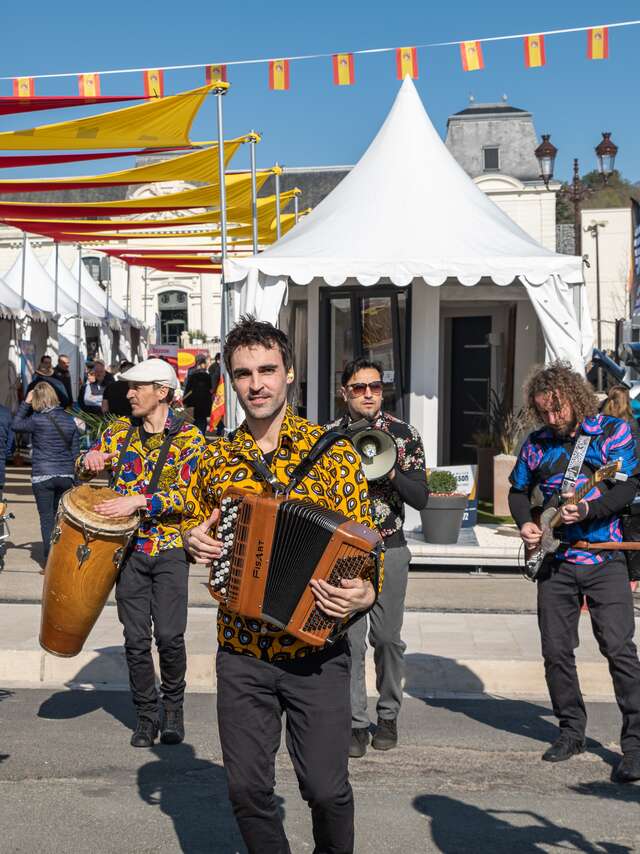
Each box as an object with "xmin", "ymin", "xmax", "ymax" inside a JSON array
[
  {"xmin": 319, "ymin": 285, "xmax": 411, "ymax": 423},
  {"xmin": 158, "ymin": 290, "xmax": 188, "ymax": 345},
  {"xmin": 449, "ymin": 315, "xmax": 492, "ymax": 464}
]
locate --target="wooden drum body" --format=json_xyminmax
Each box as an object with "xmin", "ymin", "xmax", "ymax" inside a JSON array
[{"xmin": 40, "ymin": 484, "xmax": 139, "ymax": 657}]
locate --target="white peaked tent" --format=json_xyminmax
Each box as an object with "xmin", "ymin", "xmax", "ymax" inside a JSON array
[
  {"xmin": 225, "ymin": 77, "xmax": 592, "ymax": 371},
  {"xmin": 44, "ymin": 251, "xmax": 108, "ymax": 323},
  {"xmin": 69, "ymin": 253, "xmax": 130, "ymax": 328}
]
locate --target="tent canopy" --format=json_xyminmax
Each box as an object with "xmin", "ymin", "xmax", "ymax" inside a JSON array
[{"xmin": 224, "ymin": 77, "xmax": 590, "ymax": 369}]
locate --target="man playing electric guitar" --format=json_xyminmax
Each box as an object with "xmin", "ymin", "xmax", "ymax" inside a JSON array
[{"xmin": 509, "ymin": 362, "xmax": 640, "ymax": 782}]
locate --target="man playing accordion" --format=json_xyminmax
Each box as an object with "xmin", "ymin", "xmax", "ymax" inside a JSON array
[{"xmin": 182, "ymin": 316, "xmax": 380, "ymax": 854}]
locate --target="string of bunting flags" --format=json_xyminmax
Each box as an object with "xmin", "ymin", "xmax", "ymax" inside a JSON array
[{"xmin": 2, "ymin": 20, "xmax": 632, "ymax": 97}]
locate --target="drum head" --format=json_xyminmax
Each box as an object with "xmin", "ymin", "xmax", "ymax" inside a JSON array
[{"xmin": 62, "ymin": 485, "xmax": 139, "ymax": 535}]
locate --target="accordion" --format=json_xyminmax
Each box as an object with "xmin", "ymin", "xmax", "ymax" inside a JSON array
[{"xmin": 208, "ymin": 487, "xmax": 383, "ymax": 647}]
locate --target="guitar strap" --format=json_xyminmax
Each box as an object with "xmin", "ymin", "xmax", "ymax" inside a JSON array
[{"xmin": 560, "ymin": 434, "xmax": 591, "ymax": 495}]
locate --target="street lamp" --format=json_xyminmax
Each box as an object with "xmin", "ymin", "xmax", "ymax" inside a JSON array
[
  {"xmin": 534, "ymin": 131, "xmax": 619, "ymax": 255},
  {"xmin": 584, "ymin": 220, "xmax": 607, "ymax": 389}
]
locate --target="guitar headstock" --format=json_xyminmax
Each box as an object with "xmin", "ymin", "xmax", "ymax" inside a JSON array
[{"xmin": 593, "ymin": 459, "xmax": 623, "ymax": 484}]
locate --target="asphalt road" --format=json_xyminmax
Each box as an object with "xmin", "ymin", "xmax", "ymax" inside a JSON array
[{"xmin": 1, "ymin": 690, "xmax": 638, "ymax": 853}]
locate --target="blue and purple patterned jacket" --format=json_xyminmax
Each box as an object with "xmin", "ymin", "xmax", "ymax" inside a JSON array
[{"xmin": 509, "ymin": 415, "xmax": 639, "ymax": 565}]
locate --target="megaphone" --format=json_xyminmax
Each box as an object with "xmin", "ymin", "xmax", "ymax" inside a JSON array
[
  {"xmin": 351, "ymin": 426, "xmax": 398, "ymax": 482},
  {"xmin": 592, "ymin": 347, "xmax": 629, "ymax": 386}
]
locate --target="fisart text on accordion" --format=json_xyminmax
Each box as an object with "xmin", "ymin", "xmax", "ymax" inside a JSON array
[{"xmin": 209, "ymin": 487, "xmax": 383, "ymax": 646}]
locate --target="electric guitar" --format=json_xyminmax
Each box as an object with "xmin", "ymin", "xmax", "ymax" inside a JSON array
[{"xmin": 523, "ymin": 460, "xmax": 624, "ymax": 580}]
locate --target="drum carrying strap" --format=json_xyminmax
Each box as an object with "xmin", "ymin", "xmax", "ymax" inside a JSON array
[
  {"xmin": 110, "ymin": 419, "xmax": 184, "ymax": 498},
  {"xmin": 110, "ymin": 425, "xmax": 137, "ymax": 489}
]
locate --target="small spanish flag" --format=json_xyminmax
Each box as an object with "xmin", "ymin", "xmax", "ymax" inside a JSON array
[
  {"xmin": 524, "ymin": 35, "xmax": 546, "ymax": 68},
  {"xmin": 587, "ymin": 27, "xmax": 609, "ymax": 60},
  {"xmin": 208, "ymin": 376, "xmax": 225, "ymax": 432},
  {"xmin": 396, "ymin": 47, "xmax": 418, "ymax": 80},
  {"xmin": 269, "ymin": 59, "xmax": 290, "ymax": 90},
  {"xmin": 460, "ymin": 41, "xmax": 484, "ymax": 72},
  {"xmin": 332, "ymin": 53, "xmax": 355, "ymax": 86},
  {"xmin": 206, "ymin": 64, "xmax": 228, "ymax": 84},
  {"xmin": 78, "ymin": 73, "xmax": 100, "ymax": 97},
  {"xmin": 13, "ymin": 77, "xmax": 34, "ymax": 98},
  {"xmin": 143, "ymin": 69, "xmax": 164, "ymax": 98}
]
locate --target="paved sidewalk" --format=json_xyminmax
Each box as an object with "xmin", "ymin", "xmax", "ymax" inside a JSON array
[{"xmin": 0, "ymin": 602, "xmax": 633, "ymax": 699}]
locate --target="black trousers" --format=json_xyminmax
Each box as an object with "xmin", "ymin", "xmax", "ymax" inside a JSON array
[
  {"xmin": 216, "ymin": 642, "xmax": 354, "ymax": 854},
  {"xmin": 32, "ymin": 475, "xmax": 74, "ymax": 561},
  {"xmin": 538, "ymin": 556, "xmax": 640, "ymax": 752},
  {"xmin": 115, "ymin": 548, "xmax": 189, "ymax": 718}
]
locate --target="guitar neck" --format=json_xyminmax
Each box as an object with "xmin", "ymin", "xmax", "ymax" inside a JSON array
[{"xmin": 547, "ymin": 475, "xmax": 597, "ymax": 530}]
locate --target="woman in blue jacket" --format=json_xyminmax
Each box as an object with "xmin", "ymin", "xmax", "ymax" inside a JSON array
[{"xmin": 12, "ymin": 382, "xmax": 79, "ymax": 566}]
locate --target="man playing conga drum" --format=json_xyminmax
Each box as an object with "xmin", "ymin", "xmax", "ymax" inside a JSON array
[{"xmin": 77, "ymin": 358, "xmax": 205, "ymax": 747}]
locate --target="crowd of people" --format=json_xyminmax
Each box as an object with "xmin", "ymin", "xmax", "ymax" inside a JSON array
[{"xmin": 2, "ymin": 320, "xmax": 640, "ymax": 852}]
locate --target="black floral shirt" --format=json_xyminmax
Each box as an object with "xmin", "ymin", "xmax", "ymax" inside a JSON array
[{"xmin": 327, "ymin": 411, "xmax": 428, "ymax": 544}]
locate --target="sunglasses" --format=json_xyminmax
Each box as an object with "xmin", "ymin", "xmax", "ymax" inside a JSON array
[{"xmin": 346, "ymin": 381, "xmax": 384, "ymax": 397}]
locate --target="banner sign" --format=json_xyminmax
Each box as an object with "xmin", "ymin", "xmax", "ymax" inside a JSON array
[
  {"xmin": 148, "ymin": 344, "xmax": 209, "ymax": 382},
  {"xmin": 428, "ymin": 464, "xmax": 478, "ymax": 528}
]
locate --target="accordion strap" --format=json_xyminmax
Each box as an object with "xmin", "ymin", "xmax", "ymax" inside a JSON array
[{"xmin": 245, "ymin": 455, "xmax": 286, "ymax": 494}]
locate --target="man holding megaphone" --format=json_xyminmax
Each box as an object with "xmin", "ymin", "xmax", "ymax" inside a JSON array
[{"xmin": 327, "ymin": 358, "xmax": 428, "ymax": 757}]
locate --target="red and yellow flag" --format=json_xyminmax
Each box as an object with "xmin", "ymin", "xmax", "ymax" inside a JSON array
[
  {"xmin": 78, "ymin": 73, "xmax": 100, "ymax": 97},
  {"xmin": 208, "ymin": 376, "xmax": 225, "ymax": 431},
  {"xmin": 587, "ymin": 27, "xmax": 609, "ymax": 60},
  {"xmin": 524, "ymin": 35, "xmax": 546, "ymax": 68},
  {"xmin": 332, "ymin": 53, "xmax": 355, "ymax": 86},
  {"xmin": 396, "ymin": 47, "xmax": 418, "ymax": 79},
  {"xmin": 13, "ymin": 77, "xmax": 34, "ymax": 98},
  {"xmin": 269, "ymin": 59, "xmax": 290, "ymax": 90},
  {"xmin": 143, "ymin": 69, "xmax": 164, "ymax": 98},
  {"xmin": 205, "ymin": 64, "xmax": 228, "ymax": 84},
  {"xmin": 459, "ymin": 41, "xmax": 484, "ymax": 72}
]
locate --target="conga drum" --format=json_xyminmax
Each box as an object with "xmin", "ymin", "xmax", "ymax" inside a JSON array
[{"xmin": 40, "ymin": 484, "xmax": 139, "ymax": 657}]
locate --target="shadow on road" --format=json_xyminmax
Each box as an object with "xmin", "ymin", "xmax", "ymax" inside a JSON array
[
  {"xmin": 0, "ymin": 688, "xmax": 14, "ymax": 762},
  {"xmin": 404, "ymin": 653, "xmax": 619, "ymax": 769},
  {"xmin": 37, "ymin": 648, "xmax": 137, "ymax": 731},
  {"xmin": 137, "ymin": 742, "xmax": 244, "ymax": 854},
  {"xmin": 413, "ymin": 793, "xmax": 631, "ymax": 853},
  {"xmin": 570, "ymin": 780, "xmax": 640, "ymax": 804}
]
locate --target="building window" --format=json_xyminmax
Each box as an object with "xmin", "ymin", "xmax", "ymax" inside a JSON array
[
  {"xmin": 82, "ymin": 255, "xmax": 110, "ymax": 288},
  {"xmin": 158, "ymin": 289, "xmax": 188, "ymax": 344},
  {"xmin": 483, "ymin": 146, "xmax": 500, "ymax": 172}
]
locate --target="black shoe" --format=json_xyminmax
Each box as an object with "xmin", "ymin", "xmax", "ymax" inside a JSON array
[
  {"xmin": 372, "ymin": 718, "xmax": 398, "ymax": 751},
  {"xmin": 541, "ymin": 734, "xmax": 586, "ymax": 763},
  {"xmin": 130, "ymin": 716, "xmax": 159, "ymax": 748},
  {"xmin": 349, "ymin": 727, "xmax": 369, "ymax": 758},
  {"xmin": 161, "ymin": 707, "xmax": 185, "ymax": 745},
  {"xmin": 613, "ymin": 750, "xmax": 640, "ymax": 783}
]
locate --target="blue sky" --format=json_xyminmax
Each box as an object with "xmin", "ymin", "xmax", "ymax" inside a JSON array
[{"xmin": 1, "ymin": 0, "xmax": 638, "ymax": 182}]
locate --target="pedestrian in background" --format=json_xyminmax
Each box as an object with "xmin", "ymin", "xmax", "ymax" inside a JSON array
[
  {"xmin": 79, "ymin": 358, "xmax": 113, "ymax": 416},
  {"xmin": 0, "ymin": 403, "xmax": 11, "ymax": 498},
  {"xmin": 103, "ymin": 360, "xmax": 134, "ymax": 418},
  {"xmin": 12, "ymin": 382, "xmax": 79, "ymax": 568},
  {"xmin": 25, "ymin": 357, "xmax": 70, "ymax": 408},
  {"xmin": 183, "ymin": 355, "xmax": 213, "ymax": 435},
  {"xmin": 53, "ymin": 354, "xmax": 74, "ymax": 405}
]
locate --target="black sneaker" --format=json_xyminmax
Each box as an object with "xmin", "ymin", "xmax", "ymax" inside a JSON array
[
  {"xmin": 161, "ymin": 707, "xmax": 185, "ymax": 745},
  {"xmin": 349, "ymin": 727, "xmax": 369, "ymax": 758},
  {"xmin": 613, "ymin": 750, "xmax": 640, "ymax": 783},
  {"xmin": 131, "ymin": 716, "xmax": 159, "ymax": 748},
  {"xmin": 372, "ymin": 718, "xmax": 398, "ymax": 751},
  {"xmin": 541, "ymin": 734, "xmax": 586, "ymax": 763}
]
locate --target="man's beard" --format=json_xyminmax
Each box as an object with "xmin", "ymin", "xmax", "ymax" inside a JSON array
[{"xmin": 551, "ymin": 420, "xmax": 578, "ymax": 437}]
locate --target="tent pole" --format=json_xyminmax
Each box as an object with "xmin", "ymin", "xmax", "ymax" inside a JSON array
[
  {"xmin": 20, "ymin": 233, "xmax": 26, "ymax": 310},
  {"xmin": 126, "ymin": 262, "xmax": 131, "ymax": 315},
  {"xmin": 54, "ymin": 241, "xmax": 59, "ymax": 317},
  {"xmin": 143, "ymin": 267, "xmax": 148, "ymax": 326},
  {"xmin": 200, "ymin": 274, "xmax": 204, "ymax": 333},
  {"xmin": 215, "ymin": 85, "xmax": 234, "ymax": 431},
  {"xmin": 77, "ymin": 245, "xmax": 83, "ymax": 384},
  {"xmin": 294, "ymin": 194, "xmax": 299, "ymax": 224},
  {"xmin": 275, "ymin": 164, "xmax": 282, "ymax": 240},
  {"xmin": 250, "ymin": 133, "xmax": 258, "ymax": 254}
]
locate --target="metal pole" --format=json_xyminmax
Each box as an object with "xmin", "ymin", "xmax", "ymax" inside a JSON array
[
  {"xmin": 294, "ymin": 194, "xmax": 300, "ymax": 224},
  {"xmin": 77, "ymin": 245, "xmax": 83, "ymax": 386},
  {"xmin": 20, "ymin": 233, "xmax": 26, "ymax": 309},
  {"xmin": 595, "ymin": 226, "xmax": 602, "ymax": 352},
  {"xmin": 215, "ymin": 86, "xmax": 234, "ymax": 431},
  {"xmin": 250, "ymin": 133, "xmax": 259, "ymax": 254},
  {"xmin": 200, "ymin": 275, "xmax": 204, "ymax": 333},
  {"xmin": 274, "ymin": 163, "xmax": 282, "ymax": 241},
  {"xmin": 125, "ymin": 263, "xmax": 131, "ymax": 315},
  {"xmin": 572, "ymin": 159, "xmax": 582, "ymax": 257},
  {"xmin": 143, "ymin": 267, "xmax": 148, "ymax": 326},
  {"xmin": 54, "ymin": 241, "xmax": 59, "ymax": 317}
]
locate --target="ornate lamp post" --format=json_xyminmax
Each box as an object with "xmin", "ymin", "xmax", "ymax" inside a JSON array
[{"xmin": 534, "ymin": 131, "xmax": 619, "ymax": 255}]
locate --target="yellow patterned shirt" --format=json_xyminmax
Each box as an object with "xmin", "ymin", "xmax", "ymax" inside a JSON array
[
  {"xmin": 77, "ymin": 411, "xmax": 206, "ymax": 556},
  {"xmin": 182, "ymin": 406, "xmax": 379, "ymax": 660}
]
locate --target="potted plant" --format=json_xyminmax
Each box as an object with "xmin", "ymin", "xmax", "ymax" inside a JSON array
[
  {"xmin": 487, "ymin": 391, "xmax": 530, "ymax": 516},
  {"xmin": 421, "ymin": 470, "xmax": 468, "ymax": 545}
]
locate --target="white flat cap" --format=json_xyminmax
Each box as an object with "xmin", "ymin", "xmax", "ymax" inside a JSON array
[{"xmin": 120, "ymin": 358, "xmax": 178, "ymax": 389}]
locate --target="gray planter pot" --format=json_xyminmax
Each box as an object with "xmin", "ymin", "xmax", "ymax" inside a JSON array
[{"xmin": 420, "ymin": 494, "xmax": 468, "ymax": 545}]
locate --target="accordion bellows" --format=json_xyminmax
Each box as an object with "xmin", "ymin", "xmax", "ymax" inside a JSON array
[{"xmin": 209, "ymin": 488, "xmax": 382, "ymax": 646}]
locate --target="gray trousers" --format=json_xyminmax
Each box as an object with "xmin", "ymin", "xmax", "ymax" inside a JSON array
[{"xmin": 349, "ymin": 544, "xmax": 411, "ymax": 728}]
